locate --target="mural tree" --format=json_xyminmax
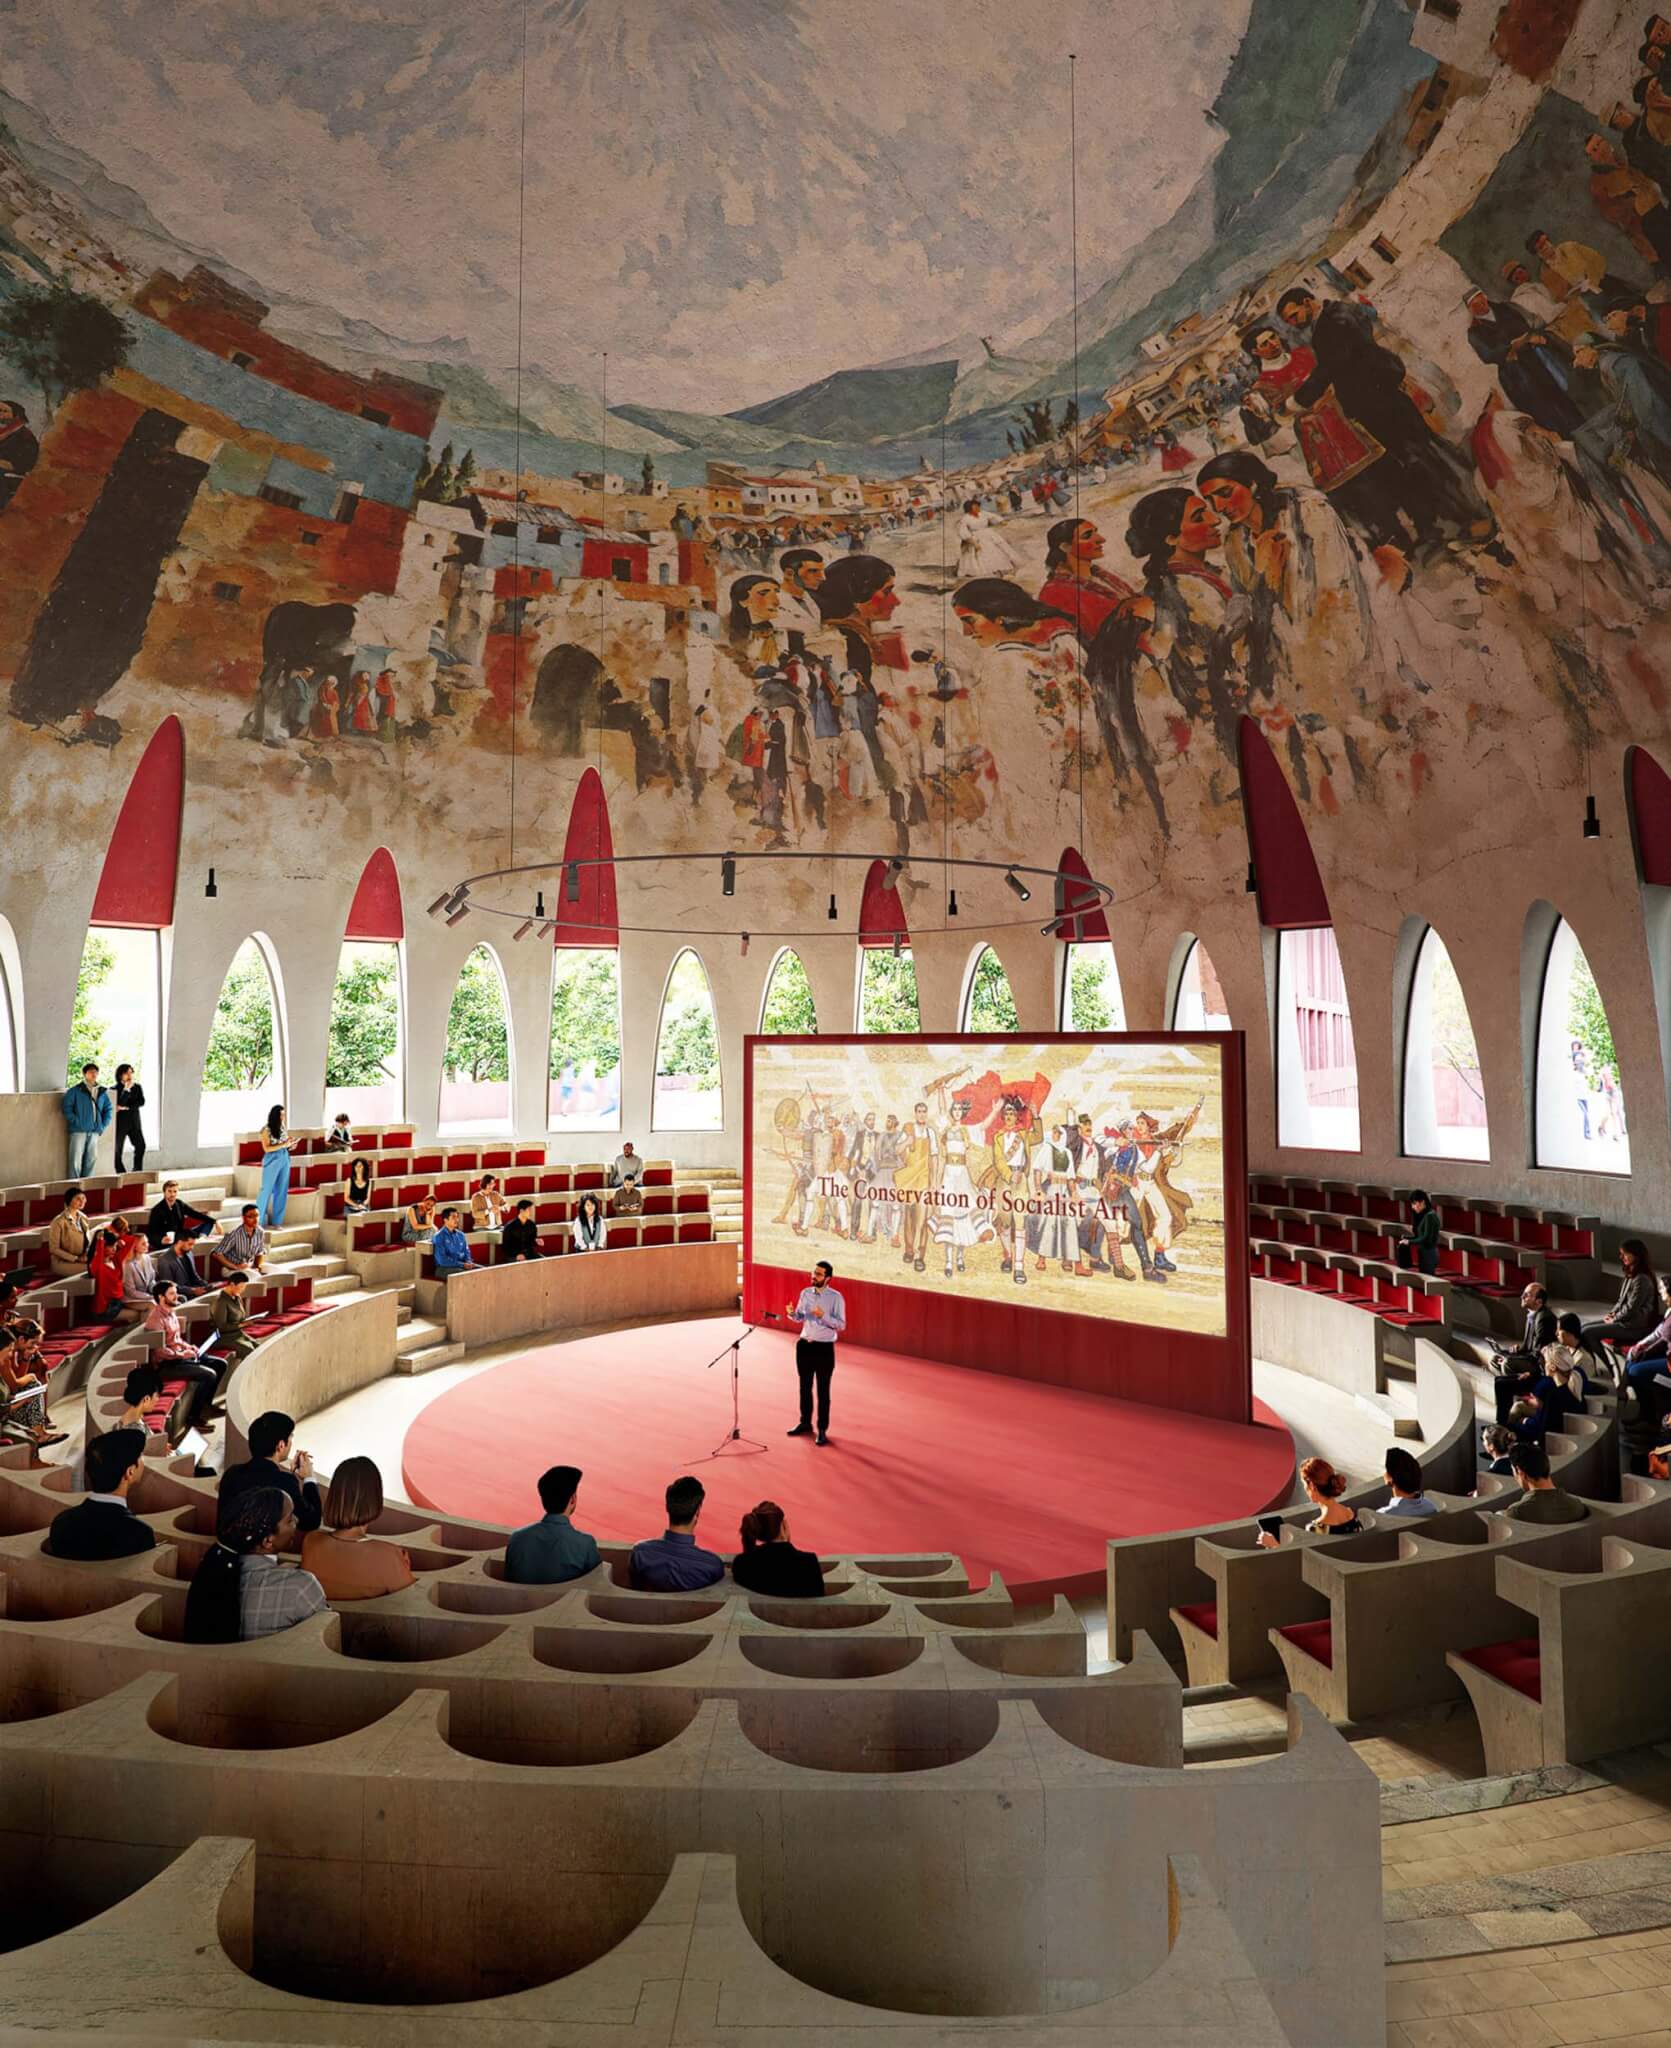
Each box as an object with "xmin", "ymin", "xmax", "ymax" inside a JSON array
[{"xmin": 0, "ymin": 281, "xmax": 132, "ymax": 417}]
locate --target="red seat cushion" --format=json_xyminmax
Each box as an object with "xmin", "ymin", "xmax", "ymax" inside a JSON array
[
  {"xmin": 1277, "ymin": 1619, "xmax": 1333, "ymax": 1668},
  {"xmin": 1174, "ymin": 1601, "xmax": 1218, "ymax": 1640},
  {"xmin": 1460, "ymin": 1636, "xmax": 1541, "ymax": 1701}
]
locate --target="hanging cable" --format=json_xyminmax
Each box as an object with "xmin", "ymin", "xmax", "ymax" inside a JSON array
[
  {"xmin": 1068, "ymin": 50, "xmax": 1086, "ymax": 868},
  {"xmin": 506, "ymin": 0, "xmax": 531, "ymax": 874}
]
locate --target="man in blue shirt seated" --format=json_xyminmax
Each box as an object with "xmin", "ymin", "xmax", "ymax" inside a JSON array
[
  {"xmin": 630, "ymin": 1475, "xmax": 725, "ymax": 1591},
  {"xmin": 504, "ymin": 1464, "xmax": 601, "ymax": 1584},
  {"xmin": 1379, "ymin": 1444, "xmax": 1439, "ymax": 1518},
  {"xmin": 431, "ymin": 1207, "xmax": 473, "ymax": 1280}
]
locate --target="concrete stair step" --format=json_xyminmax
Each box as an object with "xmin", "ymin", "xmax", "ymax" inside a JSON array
[
  {"xmin": 396, "ymin": 1305, "xmax": 413, "ymax": 1326},
  {"xmin": 293, "ymin": 1255, "xmax": 348, "ymax": 1280},
  {"xmin": 394, "ymin": 1339, "xmax": 466, "ymax": 1376},
  {"xmin": 310, "ymin": 1273, "xmax": 363, "ymax": 1299},
  {"xmin": 395, "ymin": 1315, "xmax": 447, "ymax": 1357},
  {"xmin": 1352, "ymin": 1387, "xmax": 1422, "ymax": 1440}
]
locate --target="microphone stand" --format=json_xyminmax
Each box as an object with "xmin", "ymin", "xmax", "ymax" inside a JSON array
[{"xmin": 691, "ymin": 1320, "xmax": 770, "ymax": 1463}]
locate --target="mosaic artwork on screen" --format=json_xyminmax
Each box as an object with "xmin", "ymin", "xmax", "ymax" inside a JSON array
[{"xmin": 749, "ymin": 1037, "xmax": 1227, "ymax": 1337}]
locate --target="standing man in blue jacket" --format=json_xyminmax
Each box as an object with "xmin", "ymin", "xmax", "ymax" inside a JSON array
[{"xmin": 62, "ymin": 1062, "xmax": 113, "ymax": 1179}]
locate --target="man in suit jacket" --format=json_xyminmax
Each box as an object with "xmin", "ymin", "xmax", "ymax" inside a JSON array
[
  {"xmin": 1493, "ymin": 1282, "xmax": 1559, "ymax": 1423},
  {"xmin": 46, "ymin": 1428, "xmax": 155, "ymax": 1559},
  {"xmin": 218, "ymin": 1408, "xmax": 322, "ymax": 1534}
]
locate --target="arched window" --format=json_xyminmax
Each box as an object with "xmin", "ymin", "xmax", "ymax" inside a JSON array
[
  {"xmin": 326, "ymin": 944, "xmax": 404, "ymax": 1126},
  {"xmin": 198, "ymin": 935, "xmax": 286, "ymax": 1149},
  {"xmin": 1535, "ymin": 917, "xmax": 1629, "ymax": 1172},
  {"xmin": 760, "ymin": 948, "xmax": 817, "ymax": 1034},
  {"xmin": 653, "ymin": 948, "xmax": 722, "ymax": 1129},
  {"xmin": 440, "ymin": 945, "xmax": 513, "ymax": 1132},
  {"xmin": 1172, "ymin": 938, "xmax": 1230, "ymax": 1030},
  {"xmin": 1061, "ymin": 942, "xmax": 1126, "ymax": 1031},
  {"xmin": 1275, "ymin": 927, "xmax": 1360, "ymax": 1151},
  {"xmin": 549, "ymin": 948, "xmax": 622, "ymax": 1131},
  {"xmin": 856, "ymin": 857, "xmax": 918, "ymax": 1033},
  {"xmin": 1402, "ymin": 926, "xmax": 1488, "ymax": 1161},
  {"xmin": 962, "ymin": 946, "xmax": 1018, "ymax": 1031},
  {"xmin": 0, "ymin": 915, "xmax": 20, "ymax": 1091}
]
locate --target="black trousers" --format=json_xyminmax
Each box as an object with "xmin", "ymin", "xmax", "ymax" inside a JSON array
[
  {"xmin": 114, "ymin": 1114, "xmax": 146, "ymax": 1172},
  {"xmin": 796, "ymin": 1338, "xmax": 835, "ymax": 1431}
]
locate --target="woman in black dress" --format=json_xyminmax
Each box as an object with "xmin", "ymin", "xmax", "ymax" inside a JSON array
[
  {"xmin": 113, "ymin": 1063, "xmax": 147, "ymax": 1172},
  {"xmin": 730, "ymin": 1501, "xmax": 825, "ymax": 1598}
]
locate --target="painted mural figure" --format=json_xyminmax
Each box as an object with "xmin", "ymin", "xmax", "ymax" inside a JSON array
[
  {"xmin": 0, "ymin": 401, "xmax": 39, "ymax": 511},
  {"xmin": 1463, "ymin": 291, "xmax": 1591, "ymax": 439},
  {"xmin": 1037, "ymin": 518, "xmax": 1135, "ymax": 645},
  {"xmin": 930, "ymin": 1104, "xmax": 996, "ymax": 1279}
]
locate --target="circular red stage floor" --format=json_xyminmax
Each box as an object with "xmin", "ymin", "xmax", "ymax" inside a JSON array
[{"xmin": 402, "ymin": 1317, "xmax": 1295, "ymax": 1599}]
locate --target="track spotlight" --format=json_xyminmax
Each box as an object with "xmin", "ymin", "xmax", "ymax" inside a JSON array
[
  {"xmin": 426, "ymin": 890, "xmax": 451, "ymax": 920},
  {"xmin": 445, "ymin": 901, "xmax": 471, "ymax": 927},
  {"xmin": 721, "ymin": 855, "xmax": 736, "ymax": 897},
  {"xmin": 886, "ymin": 857, "xmax": 905, "ymax": 882},
  {"xmin": 1004, "ymin": 869, "xmax": 1030, "ymax": 903},
  {"xmin": 948, "ymin": 888, "xmax": 959, "ymax": 917},
  {"xmin": 204, "ymin": 867, "xmax": 217, "ymax": 900},
  {"xmin": 446, "ymin": 883, "xmax": 470, "ymax": 916},
  {"xmin": 566, "ymin": 861, "xmax": 581, "ymax": 903},
  {"xmin": 1244, "ymin": 861, "xmax": 1258, "ymax": 895},
  {"xmin": 512, "ymin": 918, "xmax": 535, "ymax": 941},
  {"xmin": 1582, "ymin": 794, "xmax": 1600, "ymax": 840},
  {"xmin": 740, "ymin": 932, "xmax": 750, "ymax": 957},
  {"xmin": 827, "ymin": 892, "xmax": 838, "ymax": 920},
  {"xmin": 536, "ymin": 920, "xmax": 557, "ymax": 940}
]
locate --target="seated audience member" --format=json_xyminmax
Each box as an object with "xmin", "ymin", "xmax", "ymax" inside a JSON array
[
  {"xmin": 47, "ymin": 1188, "xmax": 92, "ymax": 1278},
  {"xmin": 219, "ymin": 1409, "xmax": 322, "ymax": 1534},
  {"xmin": 1537, "ymin": 1346, "xmax": 1588, "ymax": 1429},
  {"xmin": 1256, "ymin": 1456, "xmax": 1362, "ymax": 1548},
  {"xmin": 501, "ymin": 1199, "xmax": 541, "ymax": 1261},
  {"xmin": 570, "ymin": 1191, "xmax": 607, "ymax": 1253},
  {"xmin": 121, "ymin": 1238, "xmax": 163, "ymax": 1318},
  {"xmin": 145, "ymin": 1280, "xmax": 221, "ymax": 1431},
  {"xmin": 46, "ymin": 1428, "xmax": 155, "ymax": 1559},
  {"xmin": 1506, "ymin": 1440, "xmax": 1590, "ymax": 1523},
  {"xmin": 342, "ymin": 1155, "xmax": 374, "ymax": 1215},
  {"xmin": 730, "ymin": 1499, "xmax": 827, "ymax": 1597},
  {"xmin": 608, "ymin": 1141, "xmax": 645, "ymax": 1214},
  {"xmin": 300, "ymin": 1455, "xmax": 415, "ymax": 1600},
  {"xmin": 146, "ymin": 1179, "xmax": 215, "ymax": 1285},
  {"xmin": 209, "ymin": 1271, "xmax": 257, "ymax": 1365},
  {"xmin": 1480, "ymin": 1423, "xmax": 1518, "ymax": 1477},
  {"xmin": 471, "ymin": 1174, "xmax": 506, "ymax": 1231},
  {"xmin": 431, "ymin": 1207, "xmax": 473, "ymax": 1279},
  {"xmin": 185, "ymin": 1485, "xmax": 328, "ymax": 1643},
  {"xmin": 1621, "ymin": 1275, "xmax": 1671, "ymax": 1393},
  {"xmin": 1380, "ymin": 1444, "xmax": 1439, "ymax": 1517},
  {"xmin": 1394, "ymin": 1189, "xmax": 1440, "ymax": 1276},
  {"xmin": 630, "ymin": 1475, "xmax": 725, "ymax": 1590},
  {"xmin": 0, "ymin": 1322, "xmax": 65, "ymax": 1446},
  {"xmin": 88, "ymin": 1227, "xmax": 129, "ymax": 1316},
  {"xmin": 401, "ymin": 1193, "xmax": 438, "ymax": 1245},
  {"xmin": 1491, "ymin": 1282, "xmax": 1556, "ymax": 1384},
  {"xmin": 1507, "ymin": 1391, "xmax": 1545, "ymax": 1441},
  {"xmin": 0, "ymin": 1269, "xmax": 30, "ymax": 1324},
  {"xmin": 1582, "ymin": 1239, "xmax": 1659, "ymax": 1359},
  {"xmin": 325, "ymin": 1112, "xmax": 354, "ymax": 1151},
  {"xmin": 503, "ymin": 1464, "xmax": 600, "ymax": 1584},
  {"xmin": 214, "ymin": 1205, "xmax": 268, "ymax": 1278},
  {"xmin": 116, "ymin": 1364, "xmax": 167, "ymax": 1436}
]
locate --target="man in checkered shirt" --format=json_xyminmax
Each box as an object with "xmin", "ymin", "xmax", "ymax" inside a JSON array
[{"xmin": 213, "ymin": 1204, "xmax": 269, "ymax": 1279}]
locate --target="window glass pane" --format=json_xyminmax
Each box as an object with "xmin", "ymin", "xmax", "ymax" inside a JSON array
[
  {"xmin": 326, "ymin": 941, "xmax": 403, "ymax": 1127},
  {"xmin": 857, "ymin": 946, "xmax": 920, "ymax": 1034},
  {"xmin": 198, "ymin": 936, "xmax": 282, "ymax": 1148},
  {"xmin": 1536, "ymin": 919, "xmax": 1629, "ymax": 1172},
  {"xmin": 760, "ymin": 949, "xmax": 817, "ymax": 1034},
  {"xmin": 549, "ymin": 947, "xmax": 622, "ymax": 1131},
  {"xmin": 440, "ymin": 944, "xmax": 512, "ymax": 1131},
  {"xmin": 1061, "ymin": 941, "xmax": 1125, "ymax": 1030},
  {"xmin": 963, "ymin": 947, "xmax": 1018, "ymax": 1031},
  {"xmin": 1173, "ymin": 939, "xmax": 1230, "ymax": 1030},
  {"xmin": 1276, "ymin": 926, "xmax": 1359, "ymax": 1150},
  {"xmin": 1402, "ymin": 929, "xmax": 1488, "ymax": 1161},
  {"xmin": 653, "ymin": 949, "xmax": 723, "ymax": 1130}
]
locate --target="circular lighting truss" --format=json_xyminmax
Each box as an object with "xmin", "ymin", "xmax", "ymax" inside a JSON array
[{"xmin": 427, "ymin": 851, "xmax": 1113, "ymax": 943}]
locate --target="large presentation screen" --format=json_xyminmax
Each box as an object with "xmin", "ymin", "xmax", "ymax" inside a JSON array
[{"xmin": 746, "ymin": 1034, "xmax": 1232, "ymax": 1339}]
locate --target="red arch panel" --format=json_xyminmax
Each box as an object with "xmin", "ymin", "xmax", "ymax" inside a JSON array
[
  {"xmin": 1048, "ymin": 845, "xmax": 1111, "ymax": 942},
  {"xmin": 344, "ymin": 847, "xmax": 405, "ymax": 942},
  {"xmin": 1238, "ymin": 718, "xmax": 1330, "ymax": 930},
  {"xmin": 1629, "ymin": 748, "xmax": 1671, "ymax": 887},
  {"xmin": 557, "ymin": 768, "xmax": 619, "ymax": 948},
  {"xmin": 90, "ymin": 716, "xmax": 184, "ymax": 929},
  {"xmin": 858, "ymin": 858, "xmax": 908, "ymax": 946}
]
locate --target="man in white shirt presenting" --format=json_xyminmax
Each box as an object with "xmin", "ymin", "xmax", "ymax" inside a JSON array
[{"xmin": 785, "ymin": 1259, "xmax": 846, "ymax": 1447}]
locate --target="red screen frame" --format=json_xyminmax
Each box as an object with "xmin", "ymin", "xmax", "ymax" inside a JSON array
[{"xmin": 743, "ymin": 1031, "xmax": 1252, "ymax": 1425}]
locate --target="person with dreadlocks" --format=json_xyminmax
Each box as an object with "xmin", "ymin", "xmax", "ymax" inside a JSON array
[{"xmin": 184, "ymin": 1484, "xmax": 328, "ymax": 1643}]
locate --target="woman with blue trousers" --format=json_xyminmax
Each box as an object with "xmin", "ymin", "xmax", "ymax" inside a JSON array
[{"xmin": 258, "ymin": 1103, "xmax": 292, "ymax": 1228}]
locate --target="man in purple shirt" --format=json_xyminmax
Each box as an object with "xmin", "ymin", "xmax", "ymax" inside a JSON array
[{"xmin": 629, "ymin": 1475, "xmax": 725, "ymax": 1591}]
